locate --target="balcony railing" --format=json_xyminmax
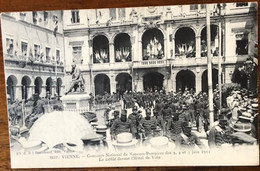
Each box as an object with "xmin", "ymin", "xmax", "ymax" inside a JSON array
[
  {"xmin": 65, "ymin": 55, "xmax": 249, "ymax": 73},
  {"xmin": 170, "ymin": 55, "xmax": 249, "ymax": 67},
  {"xmin": 133, "ymin": 60, "xmax": 167, "ymax": 68},
  {"xmin": 4, "ymin": 54, "xmax": 64, "ymax": 73}
]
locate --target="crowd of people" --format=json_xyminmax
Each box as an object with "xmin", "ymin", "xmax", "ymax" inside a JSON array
[
  {"xmin": 7, "ymin": 93, "xmax": 63, "ymax": 129},
  {"xmin": 7, "ymin": 83, "xmax": 258, "ymax": 150},
  {"xmin": 105, "ymin": 86, "xmax": 258, "ymax": 149}
]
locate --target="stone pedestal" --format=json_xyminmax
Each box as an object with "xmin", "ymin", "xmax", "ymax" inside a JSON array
[{"xmin": 61, "ymin": 93, "xmax": 91, "ymax": 113}]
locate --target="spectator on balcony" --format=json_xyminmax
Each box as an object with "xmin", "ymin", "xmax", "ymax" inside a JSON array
[{"xmin": 201, "ymin": 40, "xmax": 207, "ymax": 57}]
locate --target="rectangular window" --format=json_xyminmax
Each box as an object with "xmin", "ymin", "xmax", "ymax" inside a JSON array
[
  {"xmin": 34, "ymin": 44, "xmax": 40, "ymax": 61},
  {"xmin": 32, "ymin": 11, "xmax": 38, "ymax": 24},
  {"xmin": 200, "ymin": 4, "xmax": 206, "ymax": 10},
  {"xmin": 44, "ymin": 11, "xmax": 48, "ymax": 22},
  {"xmin": 6, "ymin": 38, "xmax": 14, "ymax": 55},
  {"xmin": 46, "ymin": 47, "xmax": 51, "ymax": 62},
  {"xmin": 236, "ymin": 34, "xmax": 248, "ymax": 55},
  {"xmin": 190, "ymin": 4, "xmax": 198, "ymax": 11},
  {"xmin": 56, "ymin": 49, "xmax": 60, "ymax": 63},
  {"xmin": 236, "ymin": 2, "xmax": 248, "ymax": 7},
  {"xmin": 71, "ymin": 10, "xmax": 80, "ymax": 23},
  {"xmin": 109, "ymin": 8, "xmax": 116, "ymax": 20},
  {"xmin": 20, "ymin": 12, "xmax": 26, "ymax": 20},
  {"xmin": 118, "ymin": 8, "xmax": 125, "ymax": 20},
  {"xmin": 21, "ymin": 42, "xmax": 28, "ymax": 57},
  {"xmin": 72, "ymin": 46, "xmax": 82, "ymax": 64},
  {"xmin": 72, "ymin": 46, "xmax": 82, "ymax": 58}
]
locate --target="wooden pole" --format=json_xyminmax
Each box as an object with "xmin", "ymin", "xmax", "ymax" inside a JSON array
[
  {"xmin": 218, "ymin": 7, "xmax": 222, "ymax": 112},
  {"xmin": 206, "ymin": 4, "xmax": 214, "ymax": 128}
]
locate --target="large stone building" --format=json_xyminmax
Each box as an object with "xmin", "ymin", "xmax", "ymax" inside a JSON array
[
  {"xmin": 63, "ymin": 2, "xmax": 258, "ymax": 96},
  {"xmin": 2, "ymin": 2, "xmax": 258, "ymax": 100},
  {"xmin": 1, "ymin": 11, "xmax": 65, "ymax": 101}
]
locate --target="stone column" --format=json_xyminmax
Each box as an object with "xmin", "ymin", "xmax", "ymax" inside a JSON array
[
  {"xmin": 166, "ymin": 24, "xmax": 173, "ymax": 60},
  {"xmin": 31, "ymin": 85, "xmax": 35, "ymax": 97},
  {"xmin": 195, "ymin": 74, "xmax": 202, "ymax": 94},
  {"xmin": 138, "ymin": 40, "xmax": 142, "ymax": 61},
  {"xmin": 172, "ymin": 37, "xmax": 175, "ymax": 58},
  {"xmin": 172, "ymin": 77, "xmax": 176, "ymax": 93},
  {"xmin": 132, "ymin": 26, "xmax": 139, "ymax": 61},
  {"xmin": 27, "ymin": 86, "xmax": 33, "ymax": 99},
  {"xmin": 110, "ymin": 75, "xmax": 116, "ymax": 94},
  {"xmin": 164, "ymin": 38, "xmax": 167, "ymax": 60},
  {"xmin": 88, "ymin": 39, "xmax": 93, "ymax": 64},
  {"xmin": 15, "ymin": 85, "xmax": 22, "ymax": 100},
  {"xmin": 195, "ymin": 68, "xmax": 202, "ymax": 94},
  {"xmin": 109, "ymin": 43, "xmax": 115, "ymax": 63},
  {"xmin": 136, "ymin": 78, "xmax": 143, "ymax": 92},
  {"xmin": 196, "ymin": 35, "xmax": 201, "ymax": 58},
  {"xmin": 60, "ymin": 85, "xmax": 66, "ymax": 96},
  {"xmin": 41, "ymin": 86, "xmax": 47, "ymax": 98}
]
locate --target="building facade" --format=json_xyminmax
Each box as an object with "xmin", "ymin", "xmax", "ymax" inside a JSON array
[
  {"xmin": 2, "ymin": 2, "xmax": 258, "ymax": 100},
  {"xmin": 63, "ymin": 2, "xmax": 257, "ymax": 96},
  {"xmin": 1, "ymin": 11, "xmax": 65, "ymax": 101}
]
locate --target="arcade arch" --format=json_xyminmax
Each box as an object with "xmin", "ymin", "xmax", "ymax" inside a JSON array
[
  {"xmin": 94, "ymin": 74, "xmax": 110, "ymax": 95},
  {"xmin": 142, "ymin": 28, "xmax": 164, "ymax": 60}
]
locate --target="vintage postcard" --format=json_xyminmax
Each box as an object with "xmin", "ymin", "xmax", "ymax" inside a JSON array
[{"xmin": 0, "ymin": 1, "xmax": 258, "ymax": 168}]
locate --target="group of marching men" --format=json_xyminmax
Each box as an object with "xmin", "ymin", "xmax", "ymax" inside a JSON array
[{"xmin": 104, "ymin": 88, "xmax": 258, "ymax": 149}]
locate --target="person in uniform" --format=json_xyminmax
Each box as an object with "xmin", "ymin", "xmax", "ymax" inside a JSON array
[
  {"xmin": 109, "ymin": 110, "xmax": 120, "ymax": 127},
  {"xmin": 178, "ymin": 104, "xmax": 192, "ymax": 125},
  {"xmin": 152, "ymin": 109, "xmax": 165, "ymax": 135},
  {"xmin": 128, "ymin": 106, "xmax": 142, "ymax": 139},
  {"xmin": 104, "ymin": 104, "xmax": 112, "ymax": 126},
  {"xmin": 8, "ymin": 101, "xmax": 17, "ymax": 126},
  {"xmin": 138, "ymin": 108, "xmax": 157, "ymax": 139},
  {"xmin": 25, "ymin": 93, "xmax": 45, "ymax": 129},
  {"xmin": 160, "ymin": 101, "xmax": 173, "ymax": 125},
  {"xmin": 208, "ymin": 112, "xmax": 232, "ymax": 149},
  {"xmin": 110, "ymin": 111, "xmax": 135, "ymax": 140},
  {"xmin": 15, "ymin": 100, "xmax": 23, "ymax": 126},
  {"xmin": 177, "ymin": 122, "xmax": 206, "ymax": 149},
  {"xmin": 167, "ymin": 111, "xmax": 183, "ymax": 144}
]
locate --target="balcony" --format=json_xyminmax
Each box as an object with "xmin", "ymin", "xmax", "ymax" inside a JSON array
[
  {"xmin": 4, "ymin": 54, "xmax": 64, "ymax": 73},
  {"xmin": 68, "ymin": 55, "xmax": 249, "ymax": 73},
  {"xmin": 170, "ymin": 55, "xmax": 249, "ymax": 67}
]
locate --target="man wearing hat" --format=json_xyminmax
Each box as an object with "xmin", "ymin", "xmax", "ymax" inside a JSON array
[
  {"xmin": 152, "ymin": 109, "xmax": 165, "ymax": 135},
  {"xmin": 233, "ymin": 112, "xmax": 256, "ymax": 138},
  {"xmin": 15, "ymin": 100, "xmax": 23, "ymax": 126},
  {"xmin": 160, "ymin": 101, "xmax": 173, "ymax": 125},
  {"xmin": 208, "ymin": 111, "xmax": 232, "ymax": 149},
  {"xmin": 8, "ymin": 101, "xmax": 17, "ymax": 126},
  {"xmin": 110, "ymin": 111, "xmax": 135, "ymax": 140},
  {"xmin": 230, "ymin": 111, "xmax": 257, "ymax": 145},
  {"xmin": 108, "ymin": 110, "xmax": 120, "ymax": 127},
  {"xmin": 104, "ymin": 104, "xmax": 112, "ymax": 126},
  {"xmin": 166, "ymin": 110, "xmax": 183, "ymax": 144},
  {"xmin": 138, "ymin": 108, "xmax": 157, "ymax": 139},
  {"xmin": 25, "ymin": 93, "xmax": 45, "ymax": 129},
  {"xmin": 179, "ymin": 104, "xmax": 192, "ymax": 125},
  {"xmin": 177, "ymin": 122, "xmax": 205, "ymax": 149},
  {"xmin": 128, "ymin": 106, "xmax": 142, "ymax": 139}
]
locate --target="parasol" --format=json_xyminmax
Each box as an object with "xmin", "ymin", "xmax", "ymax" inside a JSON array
[{"xmin": 27, "ymin": 111, "xmax": 98, "ymax": 150}]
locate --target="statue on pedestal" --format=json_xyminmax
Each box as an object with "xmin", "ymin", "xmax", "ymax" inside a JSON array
[{"xmin": 65, "ymin": 64, "xmax": 85, "ymax": 95}]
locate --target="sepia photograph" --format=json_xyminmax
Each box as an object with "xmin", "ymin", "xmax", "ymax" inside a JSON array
[{"xmin": 0, "ymin": 1, "xmax": 259, "ymax": 168}]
